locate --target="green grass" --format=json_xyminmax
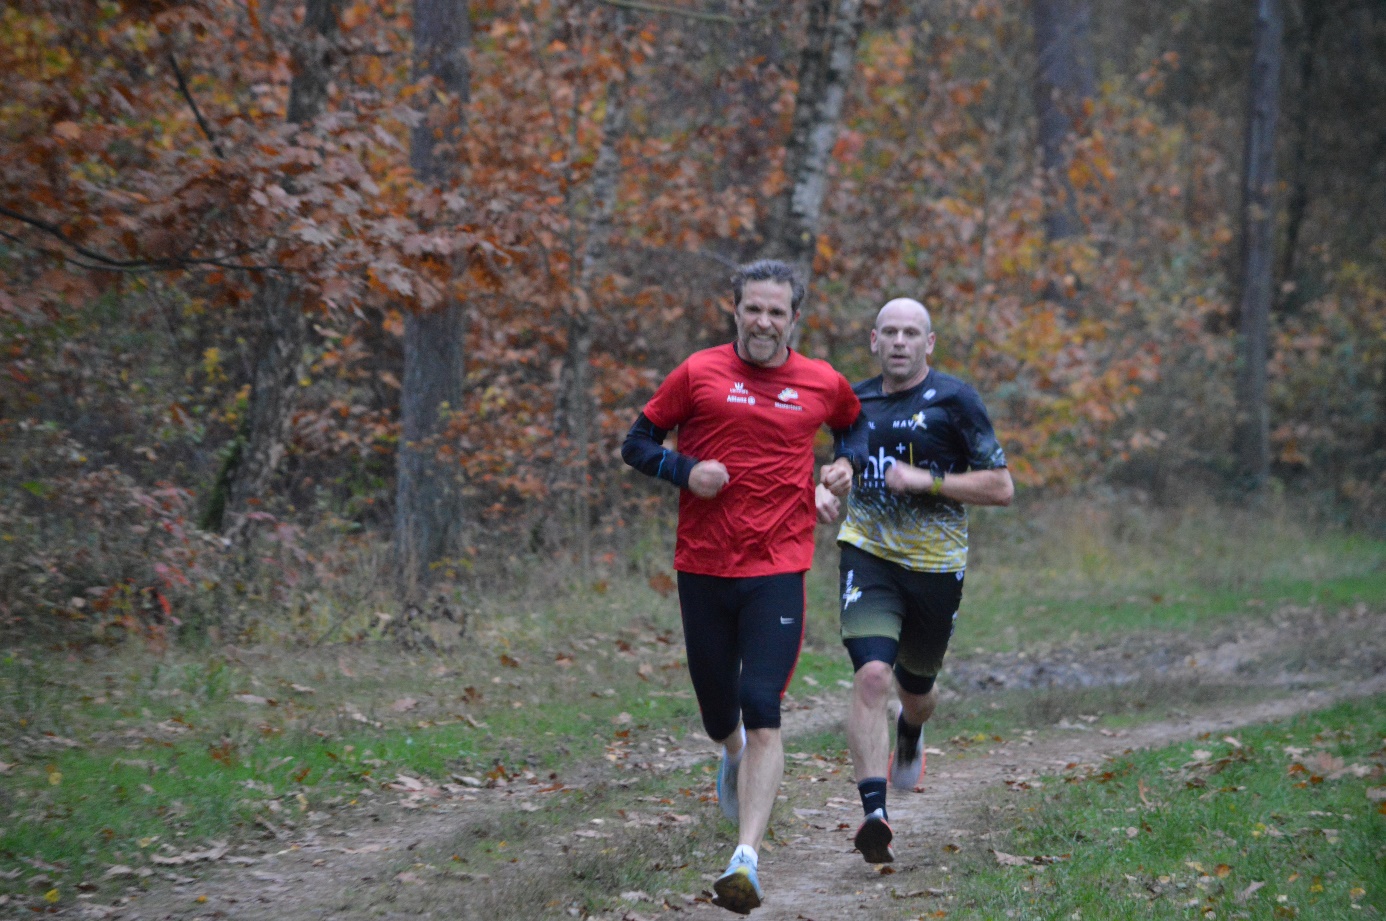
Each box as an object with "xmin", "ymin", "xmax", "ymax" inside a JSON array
[
  {"xmin": 0, "ymin": 616, "xmax": 712, "ymax": 902},
  {"xmin": 949, "ymin": 501, "xmax": 1385, "ymax": 651},
  {"xmin": 947, "ymin": 695, "xmax": 1386, "ymax": 920},
  {"xmin": 2, "ymin": 496, "xmax": 1382, "ymax": 910}
]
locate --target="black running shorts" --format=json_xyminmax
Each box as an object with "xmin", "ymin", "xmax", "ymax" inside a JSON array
[
  {"xmin": 676, "ymin": 570, "xmax": 806, "ymax": 740},
  {"xmin": 837, "ymin": 543, "xmax": 963, "ymax": 688}
]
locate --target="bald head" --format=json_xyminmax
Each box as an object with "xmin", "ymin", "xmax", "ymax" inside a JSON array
[
  {"xmin": 875, "ymin": 298, "xmax": 931, "ymax": 334},
  {"xmin": 870, "ymin": 298, "xmax": 935, "ymax": 393}
]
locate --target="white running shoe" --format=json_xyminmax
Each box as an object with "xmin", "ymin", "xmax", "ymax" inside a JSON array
[
  {"xmin": 712, "ymin": 850, "xmax": 763, "ymax": 914},
  {"xmin": 890, "ymin": 716, "xmax": 925, "ymax": 791}
]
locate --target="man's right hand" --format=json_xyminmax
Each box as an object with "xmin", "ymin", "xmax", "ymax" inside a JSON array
[
  {"xmin": 687, "ymin": 460, "xmax": 730, "ymax": 498},
  {"xmin": 815, "ymin": 483, "xmax": 842, "ymax": 523}
]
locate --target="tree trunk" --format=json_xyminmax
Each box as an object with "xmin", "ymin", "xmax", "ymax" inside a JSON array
[
  {"xmin": 1235, "ymin": 0, "xmax": 1284, "ymax": 487},
  {"xmin": 396, "ymin": 306, "xmax": 466, "ymax": 592},
  {"xmin": 1277, "ymin": 0, "xmax": 1326, "ymax": 302},
  {"xmin": 1031, "ymin": 0, "xmax": 1095, "ymax": 242},
  {"xmin": 213, "ymin": 0, "xmax": 341, "ymax": 537},
  {"xmin": 768, "ymin": 0, "xmax": 867, "ymax": 287},
  {"xmin": 904, "ymin": 1, "xmax": 938, "ymax": 103},
  {"xmin": 225, "ymin": 277, "xmax": 307, "ymax": 535},
  {"xmin": 554, "ymin": 62, "xmax": 628, "ymax": 570},
  {"xmin": 395, "ymin": 0, "xmax": 472, "ymax": 595}
]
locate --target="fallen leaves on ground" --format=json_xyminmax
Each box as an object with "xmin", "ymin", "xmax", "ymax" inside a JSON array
[
  {"xmin": 993, "ymin": 849, "xmax": 1070, "ymax": 866},
  {"xmin": 149, "ymin": 842, "xmax": 228, "ymax": 865}
]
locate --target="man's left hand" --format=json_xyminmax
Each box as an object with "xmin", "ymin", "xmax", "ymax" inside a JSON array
[
  {"xmin": 815, "ymin": 483, "xmax": 842, "ymax": 523},
  {"xmin": 820, "ymin": 457, "xmax": 854, "ymax": 497}
]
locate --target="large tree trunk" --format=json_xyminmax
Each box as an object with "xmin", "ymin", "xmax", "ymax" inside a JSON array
[
  {"xmin": 1031, "ymin": 0, "xmax": 1095, "ymax": 242},
  {"xmin": 767, "ymin": 0, "xmax": 867, "ymax": 287},
  {"xmin": 904, "ymin": 1, "xmax": 938, "ymax": 102},
  {"xmin": 212, "ymin": 0, "xmax": 341, "ymax": 538},
  {"xmin": 1277, "ymin": 0, "xmax": 1326, "ymax": 300},
  {"xmin": 554, "ymin": 58, "xmax": 628, "ymax": 570},
  {"xmin": 1235, "ymin": 0, "xmax": 1285, "ymax": 487},
  {"xmin": 394, "ymin": 0, "xmax": 472, "ymax": 595},
  {"xmin": 226, "ymin": 277, "xmax": 307, "ymax": 530}
]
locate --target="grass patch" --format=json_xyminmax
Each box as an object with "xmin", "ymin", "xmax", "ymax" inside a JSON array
[
  {"xmin": 2, "ymin": 496, "xmax": 1381, "ymax": 912},
  {"xmin": 959, "ymin": 498, "xmax": 1386, "ymax": 651},
  {"xmin": 0, "ymin": 611, "xmax": 710, "ymax": 904},
  {"xmin": 947, "ymin": 695, "xmax": 1386, "ymax": 919}
]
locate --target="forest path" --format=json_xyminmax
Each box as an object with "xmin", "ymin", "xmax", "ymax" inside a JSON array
[
  {"xmin": 676, "ymin": 676, "xmax": 1386, "ymax": 921},
  {"xmin": 75, "ymin": 604, "xmax": 1384, "ymax": 921}
]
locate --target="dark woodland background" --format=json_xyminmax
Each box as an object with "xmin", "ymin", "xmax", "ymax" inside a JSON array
[{"xmin": 1, "ymin": 0, "xmax": 1382, "ymax": 643}]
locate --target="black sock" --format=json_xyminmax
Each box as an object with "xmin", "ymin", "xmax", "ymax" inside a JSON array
[
  {"xmin": 897, "ymin": 713, "xmax": 923, "ymax": 751},
  {"xmin": 858, "ymin": 777, "xmax": 888, "ymax": 820}
]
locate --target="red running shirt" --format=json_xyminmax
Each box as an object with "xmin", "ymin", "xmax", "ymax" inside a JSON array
[{"xmin": 643, "ymin": 343, "xmax": 860, "ymax": 577}]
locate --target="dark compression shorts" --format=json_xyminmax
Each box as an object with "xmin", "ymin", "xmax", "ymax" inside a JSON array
[
  {"xmin": 677, "ymin": 570, "xmax": 806, "ymax": 740},
  {"xmin": 838, "ymin": 543, "xmax": 963, "ymax": 695}
]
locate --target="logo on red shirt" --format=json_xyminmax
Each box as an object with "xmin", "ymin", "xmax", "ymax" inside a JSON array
[
  {"xmin": 727, "ymin": 381, "xmax": 755, "ymax": 405},
  {"xmin": 774, "ymin": 386, "xmax": 803, "ymax": 412}
]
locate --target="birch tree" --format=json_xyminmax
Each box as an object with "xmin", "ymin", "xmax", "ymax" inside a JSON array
[{"xmin": 768, "ymin": 0, "xmax": 868, "ymax": 288}]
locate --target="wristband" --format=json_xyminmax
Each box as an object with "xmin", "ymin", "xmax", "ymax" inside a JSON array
[{"xmin": 931, "ymin": 472, "xmax": 944, "ymax": 496}]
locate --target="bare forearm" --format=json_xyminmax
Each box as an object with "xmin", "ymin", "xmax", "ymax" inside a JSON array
[
  {"xmin": 936, "ymin": 467, "xmax": 1013, "ymax": 506},
  {"xmin": 887, "ymin": 463, "xmax": 1013, "ymax": 506}
]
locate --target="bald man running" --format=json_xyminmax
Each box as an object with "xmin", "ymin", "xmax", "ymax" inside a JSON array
[{"xmin": 816, "ymin": 298, "xmax": 1014, "ymax": 864}]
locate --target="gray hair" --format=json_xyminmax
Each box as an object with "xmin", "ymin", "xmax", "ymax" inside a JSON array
[{"xmin": 731, "ymin": 259, "xmax": 805, "ymax": 311}]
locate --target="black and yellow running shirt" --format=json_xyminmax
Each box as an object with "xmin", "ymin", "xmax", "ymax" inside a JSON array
[{"xmin": 836, "ymin": 370, "xmax": 1007, "ymax": 572}]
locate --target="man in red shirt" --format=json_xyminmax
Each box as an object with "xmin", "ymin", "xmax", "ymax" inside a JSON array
[{"xmin": 623, "ymin": 259, "xmax": 860, "ymax": 914}]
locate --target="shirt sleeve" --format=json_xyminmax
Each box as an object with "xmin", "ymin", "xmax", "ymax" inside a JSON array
[
  {"xmin": 832, "ymin": 406, "xmax": 868, "ymax": 474},
  {"xmin": 621, "ymin": 413, "xmax": 697, "ymax": 488},
  {"xmin": 951, "ymin": 385, "xmax": 1008, "ymax": 471},
  {"xmin": 642, "ymin": 359, "xmax": 694, "ymax": 431},
  {"xmin": 825, "ymin": 371, "xmax": 861, "ymax": 431}
]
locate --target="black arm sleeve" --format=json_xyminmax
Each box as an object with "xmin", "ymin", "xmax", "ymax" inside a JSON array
[
  {"xmin": 832, "ymin": 416, "xmax": 868, "ymax": 474},
  {"xmin": 621, "ymin": 412, "xmax": 698, "ymax": 489}
]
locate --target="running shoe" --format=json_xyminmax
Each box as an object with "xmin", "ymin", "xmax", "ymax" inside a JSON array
[
  {"xmin": 716, "ymin": 747, "xmax": 740, "ymax": 821},
  {"xmin": 889, "ymin": 716, "xmax": 925, "ymax": 791},
  {"xmin": 712, "ymin": 851, "xmax": 763, "ymax": 914},
  {"xmin": 853, "ymin": 808, "xmax": 895, "ymax": 864}
]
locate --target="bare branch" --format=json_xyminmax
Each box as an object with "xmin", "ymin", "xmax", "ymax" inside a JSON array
[
  {"xmin": 595, "ymin": 0, "xmax": 736, "ymax": 24},
  {"xmin": 0, "ymin": 205, "xmax": 279, "ymax": 273},
  {"xmin": 167, "ymin": 52, "xmax": 227, "ymax": 159}
]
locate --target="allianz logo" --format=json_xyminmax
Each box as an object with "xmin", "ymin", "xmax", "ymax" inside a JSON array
[{"xmin": 727, "ymin": 381, "xmax": 754, "ymax": 405}]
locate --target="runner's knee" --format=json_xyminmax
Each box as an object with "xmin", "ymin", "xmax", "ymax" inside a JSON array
[
  {"xmin": 894, "ymin": 666, "xmax": 936, "ymax": 696},
  {"xmin": 854, "ymin": 660, "xmax": 895, "ymax": 703},
  {"xmin": 843, "ymin": 635, "xmax": 898, "ymax": 674},
  {"xmin": 739, "ymin": 686, "xmax": 782, "ymax": 731},
  {"xmin": 700, "ymin": 709, "xmax": 741, "ymax": 743}
]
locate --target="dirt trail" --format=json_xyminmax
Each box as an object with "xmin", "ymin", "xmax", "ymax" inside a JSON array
[
  {"xmin": 675, "ymin": 676, "xmax": 1386, "ymax": 921},
  {"xmin": 67, "ymin": 606, "xmax": 1384, "ymax": 921}
]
